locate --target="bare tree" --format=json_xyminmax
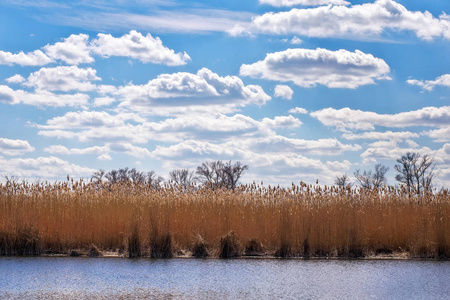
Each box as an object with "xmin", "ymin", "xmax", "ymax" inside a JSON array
[
  {"xmin": 354, "ymin": 163, "xmax": 389, "ymax": 189},
  {"xmin": 223, "ymin": 161, "xmax": 248, "ymax": 190},
  {"xmin": 170, "ymin": 169, "xmax": 195, "ymax": 191},
  {"xmin": 91, "ymin": 169, "xmax": 105, "ymax": 185},
  {"xmin": 395, "ymin": 152, "xmax": 435, "ymax": 195},
  {"xmin": 335, "ymin": 174, "xmax": 351, "ymax": 187},
  {"xmin": 147, "ymin": 171, "xmax": 164, "ymax": 189},
  {"xmin": 196, "ymin": 160, "xmax": 226, "ymax": 188},
  {"xmin": 372, "ymin": 163, "xmax": 389, "ymax": 188},
  {"xmin": 128, "ymin": 168, "xmax": 146, "ymax": 184},
  {"xmin": 105, "ymin": 169, "xmax": 119, "ymax": 184},
  {"xmin": 117, "ymin": 168, "xmax": 130, "ymax": 183},
  {"xmin": 196, "ymin": 160, "xmax": 248, "ymax": 190},
  {"xmin": 354, "ymin": 169, "xmax": 373, "ymax": 189},
  {"xmin": 99, "ymin": 168, "xmax": 163, "ymax": 187}
]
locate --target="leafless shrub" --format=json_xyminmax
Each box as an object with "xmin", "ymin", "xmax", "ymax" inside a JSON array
[{"xmin": 218, "ymin": 231, "xmax": 240, "ymax": 258}]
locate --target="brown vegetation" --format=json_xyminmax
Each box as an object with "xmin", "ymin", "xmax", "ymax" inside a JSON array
[{"xmin": 0, "ymin": 179, "xmax": 449, "ymax": 259}]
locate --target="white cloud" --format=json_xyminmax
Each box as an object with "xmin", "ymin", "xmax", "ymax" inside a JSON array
[
  {"xmin": 152, "ymin": 140, "xmax": 236, "ymax": 159},
  {"xmin": 407, "ymin": 74, "xmax": 450, "ymax": 91},
  {"xmin": 41, "ymin": 111, "xmax": 141, "ymax": 129},
  {"xmin": 288, "ymin": 107, "xmax": 308, "ymax": 114},
  {"xmin": 0, "ymin": 50, "xmax": 53, "ymax": 66},
  {"xmin": 235, "ymin": 0, "xmax": 450, "ymax": 41},
  {"xmin": 259, "ymin": 0, "xmax": 350, "ymax": 7},
  {"xmin": 43, "ymin": 143, "xmax": 151, "ymax": 160},
  {"xmin": 43, "ymin": 34, "xmax": 94, "ymax": 65},
  {"xmin": 0, "ymin": 85, "xmax": 89, "ymax": 107},
  {"xmin": 115, "ymin": 68, "xmax": 271, "ymax": 115},
  {"xmin": 109, "ymin": 143, "xmax": 152, "ymax": 158},
  {"xmin": 290, "ymin": 36, "xmax": 303, "ymax": 44},
  {"xmin": 98, "ymin": 154, "xmax": 112, "ymax": 161},
  {"xmin": 247, "ymin": 135, "xmax": 360, "ymax": 156},
  {"xmin": 311, "ymin": 106, "xmax": 450, "ymax": 131},
  {"xmin": 91, "ymin": 30, "xmax": 190, "ymax": 66},
  {"xmin": 423, "ymin": 127, "xmax": 450, "ymax": 143},
  {"xmin": 24, "ymin": 66, "xmax": 101, "ymax": 92},
  {"xmin": 326, "ymin": 160, "xmax": 352, "ymax": 171},
  {"xmin": 44, "ymin": 144, "xmax": 106, "ymax": 156},
  {"xmin": 360, "ymin": 139, "xmax": 433, "ymax": 164},
  {"xmin": 0, "ymin": 156, "xmax": 95, "ymax": 180},
  {"xmin": 0, "ymin": 138, "xmax": 35, "ymax": 156},
  {"xmin": 342, "ymin": 131, "xmax": 420, "ymax": 140},
  {"xmin": 5, "ymin": 74, "xmax": 25, "ymax": 84},
  {"xmin": 1, "ymin": 31, "xmax": 190, "ymax": 67},
  {"xmin": 261, "ymin": 115, "xmax": 302, "ymax": 128},
  {"xmin": 274, "ymin": 84, "xmax": 294, "ymax": 100},
  {"xmin": 93, "ymin": 96, "xmax": 116, "ymax": 107},
  {"xmin": 37, "ymin": 110, "xmax": 301, "ymax": 145},
  {"xmin": 240, "ymin": 48, "xmax": 390, "ymax": 89}
]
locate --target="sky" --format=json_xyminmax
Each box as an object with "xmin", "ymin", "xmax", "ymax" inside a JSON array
[{"xmin": 0, "ymin": 0, "xmax": 449, "ymax": 187}]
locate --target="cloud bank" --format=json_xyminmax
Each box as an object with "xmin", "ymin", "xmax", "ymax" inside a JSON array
[
  {"xmin": 240, "ymin": 48, "xmax": 390, "ymax": 89},
  {"xmin": 232, "ymin": 0, "xmax": 450, "ymax": 41}
]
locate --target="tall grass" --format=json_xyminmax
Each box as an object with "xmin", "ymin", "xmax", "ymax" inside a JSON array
[{"xmin": 0, "ymin": 180, "xmax": 449, "ymax": 259}]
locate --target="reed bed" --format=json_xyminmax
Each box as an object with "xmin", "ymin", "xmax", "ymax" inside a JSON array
[{"xmin": 0, "ymin": 180, "xmax": 449, "ymax": 259}]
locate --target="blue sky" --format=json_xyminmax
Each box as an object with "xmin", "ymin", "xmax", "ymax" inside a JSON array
[{"xmin": 0, "ymin": 0, "xmax": 449, "ymax": 186}]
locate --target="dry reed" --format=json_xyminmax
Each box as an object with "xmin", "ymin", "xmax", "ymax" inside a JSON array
[{"xmin": 0, "ymin": 180, "xmax": 449, "ymax": 259}]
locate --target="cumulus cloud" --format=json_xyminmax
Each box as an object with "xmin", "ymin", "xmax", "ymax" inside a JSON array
[
  {"xmin": 115, "ymin": 68, "xmax": 271, "ymax": 115},
  {"xmin": 5, "ymin": 75, "xmax": 25, "ymax": 84},
  {"xmin": 311, "ymin": 106, "xmax": 450, "ymax": 131},
  {"xmin": 0, "ymin": 85, "xmax": 89, "ymax": 107},
  {"xmin": 0, "ymin": 138, "xmax": 35, "ymax": 156},
  {"xmin": 247, "ymin": 136, "xmax": 360, "ymax": 156},
  {"xmin": 0, "ymin": 156, "xmax": 95, "ymax": 180},
  {"xmin": 44, "ymin": 145, "xmax": 107, "ymax": 156},
  {"xmin": 288, "ymin": 107, "xmax": 308, "ymax": 114},
  {"xmin": 40, "ymin": 111, "xmax": 142, "ymax": 129},
  {"xmin": 423, "ymin": 127, "xmax": 450, "ymax": 143},
  {"xmin": 24, "ymin": 66, "xmax": 101, "ymax": 92},
  {"xmin": 43, "ymin": 34, "xmax": 94, "ymax": 65},
  {"xmin": 360, "ymin": 140, "xmax": 433, "ymax": 164},
  {"xmin": 290, "ymin": 36, "xmax": 303, "ymax": 44},
  {"xmin": 36, "ymin": 110, "xmax": 301, "ymax": 145},
  {"xmin": 93, "ymin": 96, "xmax": 116, "ymax": 107},
  {"xmin": 407, "ymin": 74, "xmax": 450, "ymax": 91},
  {"xmin": 44, "ymin": 143, "xmax": 151, "ymax": 160},
  {"xmin": 1, "ymin": 31, "xmax": 190, "ymax": 67},
  {"xmin": 240, "ymin": 48, "xmax": 390, "ymax": 89},
  {"xmin": 234, "ymin": 0, "xmax": 450, "ymax": 41},
  {"xmin": 152, "ymin": 140, "xmax": 236, "ymax": 160},
  {"xmin": 259, "ymin": 0, "xmax": 350, "ymax": 7},
  {"xmin": 91, "ymin": 30, "xmax": 191, "ymax": 66},
  {"xmin": 0, "ymin": 50, "xmax": 53, "ymax": 66},
  {"xmin": 274, "ymin": 84, "xmax": 294, "ymax": 99},
  {"xmin": 261, "ymin": 115, "xmax": 302, "ymax": 128}
]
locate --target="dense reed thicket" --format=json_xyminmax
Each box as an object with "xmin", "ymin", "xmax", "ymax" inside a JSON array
[{"xmin": 0, "ymin": 179, "xmax": 449, "ymax": 259}]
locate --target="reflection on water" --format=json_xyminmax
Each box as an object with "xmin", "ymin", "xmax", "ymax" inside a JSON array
[{"xmin": 1, "ymin": 257, "xmax": 449, "ymax": 299}]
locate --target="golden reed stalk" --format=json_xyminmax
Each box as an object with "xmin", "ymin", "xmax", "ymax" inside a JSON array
[{"xmin": 0, "ymin": 180, "xmax": 448, "ymax": 258}]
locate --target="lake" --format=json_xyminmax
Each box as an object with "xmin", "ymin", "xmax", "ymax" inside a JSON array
[{"xmin": 1, "ymin": 257, "xmax": 449, "ymax": 299}]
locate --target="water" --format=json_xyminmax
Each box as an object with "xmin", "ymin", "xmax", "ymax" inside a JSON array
[{"xmin": 1, "ymin": 257, "xmax": 449, "ymax": 299}]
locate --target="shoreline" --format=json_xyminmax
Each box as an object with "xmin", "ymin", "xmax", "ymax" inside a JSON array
[{"xmin": 17, "ymin": 251, "xmax": 447, "ymax": 261}]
